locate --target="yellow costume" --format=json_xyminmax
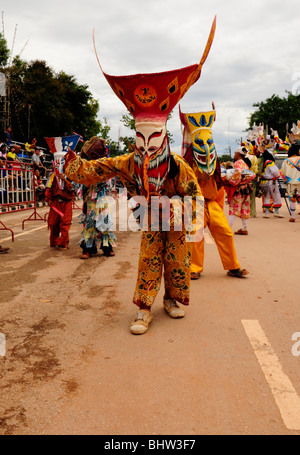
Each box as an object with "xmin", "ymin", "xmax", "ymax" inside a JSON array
[
  {"xmin": 64, "ymin": 16, "xmax": 216, "ymax": 334},
  {"xmin": 190, "ymin": 166, "xmax": 240, "ymax": 275},
  {"xmin": 65, "ymin": 151, "xmax": 203, "ymax": 307},
  {"xmin": 180, "ymin": 106, "xmax": 243, "ymax": 277}
]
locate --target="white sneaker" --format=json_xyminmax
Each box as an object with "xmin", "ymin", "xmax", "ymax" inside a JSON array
[
  {"xmin": 163, "ymin": 298, "xmax": 185, "ymax": 318},
  {"xmin": 130, "ymin": 310, "xmax": 153, "ymax": 335},
  {"xmin": 274, "ymin": 213, "xmax": 284, "ymax": 218}
]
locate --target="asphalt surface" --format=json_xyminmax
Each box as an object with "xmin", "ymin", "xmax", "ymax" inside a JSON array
[{"xmin": 0, "ymin": 198, "xmax": 300, "ymax": 435}]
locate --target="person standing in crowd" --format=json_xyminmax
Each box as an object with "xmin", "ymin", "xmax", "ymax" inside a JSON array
[
  {"xmin": 31, "ymin": 149, "xmax": 47, "ymax": 177},
  {"xmin": 227, "ymin": 148, "xmax": 255, "ymax": 235},
  {"xmin": 34, "ymin": 169, "xmax": 45, "ymax": 202},
  {"xmin": 77, "ymin": 137, "xmax": 116, "ymax": 259},
  {"xmin": 79, "ymin": 182, "xmax": 116, "ymax": 259},
  {"xmin": 246, "ymin": 149, "xmax": 259, "ymax": 218},
  {"xmin": 259, "ymin": 149, "xmax": 283, "ymax": 218},
  {"xmin": 45, "ymin": 172, "xmax": 75, "ymax": 251},
  {"xmin": 179, "ymin": 106, "xmax": 249, "ymax": 279},
  {"xmin": 280, "ymin": 143, "xmax": 300, "ymax": 222}
]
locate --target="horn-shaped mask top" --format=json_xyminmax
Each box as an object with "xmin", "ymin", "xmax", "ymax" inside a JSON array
[
  {"xmin": 93, "ymin": 17, "xmax": 216, "ymax": 199},
  {"xmin": 287, "ymin": 120, "xmax": 300, "ymax": 145},
  {"xmin": 180, "ymin": 105, "xmax": 217, "ymax": 175}
]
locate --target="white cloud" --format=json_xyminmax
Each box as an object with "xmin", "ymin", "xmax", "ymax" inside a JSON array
[{"xmin": 2, "ymin": 0, "xmax": 300, "ymax": 154}]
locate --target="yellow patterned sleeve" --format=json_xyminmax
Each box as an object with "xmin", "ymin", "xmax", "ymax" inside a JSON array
[
  {"xmin": 172, "ymin": 154, "xmax": 203, "ymax": 198},
  {"xmin": 64, "ymin": 152, "xmax": 136, "ymax": 188},
  {"xmin": 170, "ymin": 154, "xmax": 204, "ymax": 240}
]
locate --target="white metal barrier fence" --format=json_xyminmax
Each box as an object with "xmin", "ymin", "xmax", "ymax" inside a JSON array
[{"xmin": 0, "ymin": 162, "xmax": 45, "ymax": 240}]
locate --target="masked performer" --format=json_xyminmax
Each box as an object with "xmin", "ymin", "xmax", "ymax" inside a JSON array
[
  {"xmin": 225, "ymin": 148, "xmax": 256, "ymax": 232},
  {"xmin": 45, "ymin": 155, "xmax": 75, "ymax": 250},
  {"xmin": 180, "ymin": 105, "xmax": 248, "ymax": 279},
  {"xmin": 78, "ymin": 137, "xmax": 116, "ymax": 259},
  {"xmin": 281, "ymin": 141, "xmax": 300, "ymax": 222},
  {"xmin": 64, "ymin": 17, "xmax": 217, "ymax": 334},
  {"xmin": 259, "ymin": 148, "xmax": 283, "ymax": 218}
]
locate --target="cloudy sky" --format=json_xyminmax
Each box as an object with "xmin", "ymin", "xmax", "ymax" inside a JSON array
[{"xmin": 2, "ymin": 0, "xmax": 300, "ymax": 156}]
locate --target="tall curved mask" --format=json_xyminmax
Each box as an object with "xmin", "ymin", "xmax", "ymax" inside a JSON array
[
  {"xmin": 180, "ymin": 104, "xmax": 217, "ymax": 175},
  {"xmin": 93, "ymin": 16, "xmax": 216, "ymax": 199}
]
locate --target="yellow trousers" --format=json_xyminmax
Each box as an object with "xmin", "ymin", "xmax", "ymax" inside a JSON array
[
  {"xmin": 191, "ymin": 200, "xmax": 240, "ymax": 274},
  {"xmin": 133, "ymin": 229, "xmax": 192, "ymax": 308}
]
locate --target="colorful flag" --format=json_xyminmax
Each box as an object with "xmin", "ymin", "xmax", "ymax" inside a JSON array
[
  {"xmin": 73, "ymin": 131, "xmax": 84, "ymax": 142},
  {"xmin": 44, "ymin": 134, "xmax": 81, "ymax": 154}
]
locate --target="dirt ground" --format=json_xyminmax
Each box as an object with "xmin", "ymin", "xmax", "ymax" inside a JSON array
[{"xmin": 0, "ymin": 199, "xmax": 300, "ymax": 436}]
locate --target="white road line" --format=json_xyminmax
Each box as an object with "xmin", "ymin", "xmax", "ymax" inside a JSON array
[
  {"xmin": 242, "ymin": 319, "xmax": 300, "ymax": 430},
  {"xmin": 0, "ymin": 333, "xmax": 6, "ymax": 357},
  {"xmin": 0, "ymin": 224, "xmax": 48, "ymax": 242}
]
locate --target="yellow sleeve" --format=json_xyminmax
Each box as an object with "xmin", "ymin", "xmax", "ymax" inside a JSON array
[
  {"xmin": 173, "ymin": 154, "xmax": 203, "ymax": 198},
  {"xmin": 172, "ymin": 154, "xmax": 204, "ymax": 239},
  {"xmin": 251, "ymin": 156, "xmax": 258, "ymax": 174},
  {"xmin": 64, "ymin": 152, "xmax": 136, "ymax": 190}
]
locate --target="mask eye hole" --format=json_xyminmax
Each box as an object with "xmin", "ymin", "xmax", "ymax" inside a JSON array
[
  {"xmin": 207, "ymin": 139, "xmax": 213, "ymax": 145},
  {"xmin": 148, "ymin": 147, "xmax": 158, "ymax": 153},
  {"xmin": 139, "ymin": 147, "xmax": 145, "ymax": 153},
  {"xmin": 195, "ymin": 139, "xmax": 204, "ymax": 146}
]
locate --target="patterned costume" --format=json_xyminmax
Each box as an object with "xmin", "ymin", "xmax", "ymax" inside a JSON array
[
  {"xmin": 45, "ymin": 174, "xmax": 74, "ymax": 250},
  {"xmin": 78, "ymin": 137, "xmax": 116, "ymax": 258},
  {"xmin": 44, "ymin": 145, "xmax": 75, "ymax": 250},
  {"xmin": 79, "ymin": 183, "xmax": 116, "ymax": 257},
  {"xmin": 280, "ymin": 144, "xmax": 300, "ymax": 222},
  {"xmin": 260, "ymin": 150, "xmax": 283, "ymax": 217},
  {"xmin": 180, "ymin": 105, "xmax": 244, "ymax": 278},
  {"xmin": 222, "ymin": 148, "xmax": 255, "ymax": 234},
  {"xmin": 64, "ymin": 17, "xmax": 217, "ymax": 333}
]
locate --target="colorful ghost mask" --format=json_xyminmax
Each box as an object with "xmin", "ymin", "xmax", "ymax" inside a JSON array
[
  {"xmin": 93, "ymin": 16, "xmax": 216, "ymax": 199},
  {"xmin": 180, "ymin": 104, "xmax": 217, "ymax": 175},
  {"xmin": 80, "ymin": 136, "xmax": 108, "ymax": 160},
  {"xmin": 287, "ymin": 121, "xmax": 300, "ymax": 145}
]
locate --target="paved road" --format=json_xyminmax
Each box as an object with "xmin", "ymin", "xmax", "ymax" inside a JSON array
[{"xmin": 0, "ymin": 199, "xmax": 300, "ymax": 435}]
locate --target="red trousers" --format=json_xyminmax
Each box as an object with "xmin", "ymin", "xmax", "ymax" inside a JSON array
[{"xmin": 48, "ymin": 199, "xmax": 73, "ymax": 248}]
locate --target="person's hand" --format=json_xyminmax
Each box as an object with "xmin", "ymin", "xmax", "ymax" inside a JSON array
[{"xmin": 64, "ymin": 147, "xmax": 77, "ymax": 169}]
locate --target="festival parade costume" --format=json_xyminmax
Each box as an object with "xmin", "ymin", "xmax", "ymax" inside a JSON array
[
  {"xmin": 44, "ymin": 136, "xmax": 79, "ymax": 250},
  {"xmin": 228, "ymin": 158, "xmax": 252, "ymax": 220},
  {"xmin": 64, "ymin": 17, "xmax": 217, "ymax": 333},
  {"xmin": 78, "ymin": 137, "xmax": 116, "ymax": 258},
  {"xmin": 179, "ymin": 106, "xmax": 242, "ymax": 278},
  {"xmin": 260, "ymin": 154, "xmax": 282, "ymax": 215},
  {"xmin": 281, "ymin": 148, "xmax": 300, "ymax": 221},
  {"xmin": 45, "ymin": 173, "xmax": 74, "ymax": 250}
]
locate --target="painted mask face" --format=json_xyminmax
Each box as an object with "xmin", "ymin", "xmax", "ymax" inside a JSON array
[
  {"xmin": 53, "ymin": 152, "xmax": 66, "ymax": 175},
  {"xmin": 181, "ymin": 110, "xmax": 217, "ymax": 175},
  {"xmin": 93, "ymin": 17, "xmax": 216, "ymax": 195},
  {"xmin": 134, "ymin": 121, "xmax": 170, "ymax": 198}
]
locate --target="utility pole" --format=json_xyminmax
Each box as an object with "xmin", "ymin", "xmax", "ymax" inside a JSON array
[{"xmin": 28, "ymin": 104, "xmax": 31, "ymax": 141}]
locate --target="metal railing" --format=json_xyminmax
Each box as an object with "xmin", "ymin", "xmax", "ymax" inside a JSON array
[{"xmin": 0, "ymin": 162, "xmax": 46, "ymax": 240}]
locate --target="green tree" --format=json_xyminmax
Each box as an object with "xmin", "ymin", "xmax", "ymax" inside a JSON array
[
  {"xmin": 0, "ymin": 33, "xmax": 9, "ymax": 68},
  {"xmin": 218, "ymin": 154, "xmax": 232, "ymax": 163},
  {"xmin": 96, "ymin": 117, "xmax": 120, "ymax": 156},
  {"xmin": 6, "ymin": 59, "xmax": 101, "ymax": 147},
  {"xmin": 249, "ymin": 91, "xmax": 300, "ymax": 139}
]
